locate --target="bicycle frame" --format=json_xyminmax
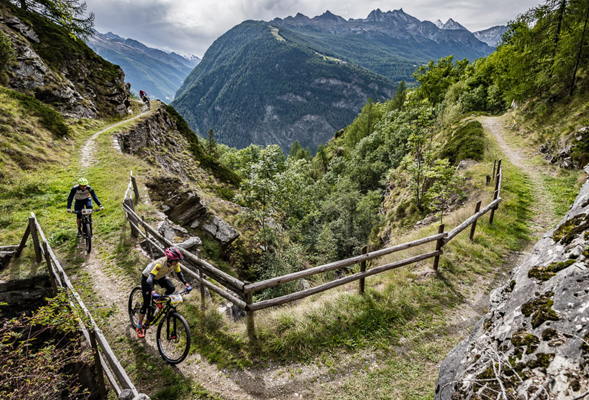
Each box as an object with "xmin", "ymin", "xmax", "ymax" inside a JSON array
[{"xmin": 146, "ymin": 291, "xmax": 187, "ymax": 328}]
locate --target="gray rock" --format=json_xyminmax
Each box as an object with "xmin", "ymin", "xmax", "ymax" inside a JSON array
[
  {"xmin": 201, "ymin": 216, "xmax": 240, "ymax": 246},
  {"xmin": 176, "ymin": 236, "xmax": 202, "ymax": 251},
  {"xmin": 158, "ymin": 219, "xmax": 188, "ymax": 241},
  {"xmin": 435, "ymin": 169, "xmax": 589, "ymax": 399}
]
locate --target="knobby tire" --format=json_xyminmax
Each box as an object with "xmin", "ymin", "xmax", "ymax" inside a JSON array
[
  {"xmin": 157, "ymin": 312, "xmax": 190, "ymax": 364},
  {"xmin": 85, "ymin": 222, "xmax": 92, "ymax": 253},
  {"xmin": 128, "ymin": 286, "xmax": 143, "ymax": 329}
]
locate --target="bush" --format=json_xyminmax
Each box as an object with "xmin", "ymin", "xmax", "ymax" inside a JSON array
[
  {"xmin": 0, "ymin": 30, "xmax": 15, "ymax": 70},
  {"xmin": 440, "ymin": 121, "xmax": 486, "ymax": 164},
  {"xmin": 459, "ymin": 85, "xmax": 487, "ymax": 113}
]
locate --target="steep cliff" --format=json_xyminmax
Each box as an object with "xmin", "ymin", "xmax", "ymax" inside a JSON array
[
  {"xmin": 436, "ymin": 166, "xmax": 589, "ymax": 399},
  {"xmin": 0, "ymin": 4, "xmax": 129, "ymax": 119},
  {"xmin": 115, "ymin": 104, "xmax": 240, "ymax": 247}
]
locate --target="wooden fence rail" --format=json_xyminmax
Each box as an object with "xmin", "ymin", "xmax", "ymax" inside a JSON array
[
  {"xmin": 121, "ymin": 161, "xmax": 503, "ymax": 339},
  {"xmin": 13, "ymin": 212, "xmax": 148, "ymax": 400}
]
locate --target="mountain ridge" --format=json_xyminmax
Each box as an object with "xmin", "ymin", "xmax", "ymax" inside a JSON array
[
  {"xmin": 173, "ymin": 8, "xmax": 498, "ymax": 152},
  {"xmin": 86, "ymin": 31, "xmax": 200, "ymax": 102}
]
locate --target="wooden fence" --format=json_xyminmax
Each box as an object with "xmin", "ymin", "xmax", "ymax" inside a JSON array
[
  {"xmin": 12, "ymin": 212, "xmax": 148, "ymax": 400},
  {"xmin": 122, "ymin": 160, "xmax": 503, "ymax": 340}
]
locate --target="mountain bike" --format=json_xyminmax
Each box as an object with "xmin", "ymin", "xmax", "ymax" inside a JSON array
[
  {"xmin": 140, "ymin": 94, "xmax": 151, "ymax": 110},
  {"xmin": 128, "ymin": 287, "xmax": 191, "ymax": 364},
  {"xmin": 73, "ymin": 208, "xmax": 100, "ymax": 254}
]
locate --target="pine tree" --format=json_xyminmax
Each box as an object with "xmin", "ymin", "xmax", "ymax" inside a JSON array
[
  {"xmin": 12, "ymin": 0, "xmax": 94, "ymax": 38},
  {"xmin": 207, "ymin": 128, "xmax": 218, "ymax": 158}
]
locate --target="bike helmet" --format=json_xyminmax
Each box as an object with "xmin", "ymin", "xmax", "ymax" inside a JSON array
[
  {"xmin": 78, "ymin": 177, "xmax": 89, "ymax": 186},
  {"xmin": 164, "ymin": 247, "xmax": 183, "ymax": 261}
]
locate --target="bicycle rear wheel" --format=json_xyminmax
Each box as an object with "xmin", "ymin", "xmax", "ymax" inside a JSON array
[
  {"xmin": 84, "ymin": 222, "xmax": 92, "ymax": 253},
  {"xmin": 157, "ymin": 312, "xmax": 190, "ymax": 364},
  {"xmin": 128, "ymin": 286, "xmax": 143, "ymax": 329}
]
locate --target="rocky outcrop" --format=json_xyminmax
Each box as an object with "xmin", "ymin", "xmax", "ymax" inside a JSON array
[
  {"xmin": 195, "ymin": 216, "xmax": 240, "ymax": 247},
  {"xmin": 435, "ymin": 167, "xmax": 589, "ymax": 399},
  {"xmin": 0, "ymin": 7, "xmax": 129, "ymax": 119},
  {"xmin": 539, "ymin": 126, "xmax": 589, "ymax": 170}
]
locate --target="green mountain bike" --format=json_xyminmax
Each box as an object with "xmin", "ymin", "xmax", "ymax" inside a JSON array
[{"xmin": 128, "ymin": 287, "xmax": 191, "ymax": 364}]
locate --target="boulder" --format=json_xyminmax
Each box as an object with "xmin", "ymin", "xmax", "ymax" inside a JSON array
[{"xmin": 201, "ymin": 216, "xmax": 240, "ymax": 247}]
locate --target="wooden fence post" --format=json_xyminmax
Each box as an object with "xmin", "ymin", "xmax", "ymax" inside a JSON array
[
  {"xmin": 130, "ymin": 173, "xmax": 140, "ymax": 204},
  {"xmin": 14, "ymin": 223, "xmax": 31, "ymax": 258},
  {"xmin": 489, "ymin": 160, "xmax": 502, "ymax": 224},
  {"xmin": 358, "ymin": 245, "xmax": 368, "ymax": 295},
  {"xmin": 29, "ymin": 217, "xmax": 42, "ymax": 262},
  {"xmin": 142, "ymin": 216, "xmax": 153, "ymax": 259},
  {"xmin": 123, "ymin": 198, "xmax": 139, "ymax": 237},
  {"xmin": 245, "ymin": 289, "xmax": 256, "ymax": 344},
  {"xmin": 432, "ymin": 224, "xmax": 445, "ymax": 271},
  {"xmin": 486, "ymin": 175, "xmax": 491, "ymax": 186},
  {"xmin": 196, "ymin": 250, "xmax": 206, "ymax": 310},
  {"xmin": 469, "ymin": 201, "xmax": 483, "ymax": 241},
  {"xmin": 89, "ymin": 329, "xmax": 108, "ymax": 400},
  {"xmin": 42, "ymin": 241, "xmax": 58, "ymax": 295}
]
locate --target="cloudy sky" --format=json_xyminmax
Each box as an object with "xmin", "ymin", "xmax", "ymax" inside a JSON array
[{"xmin": 83, "ymin": 0, "xmax": 541, "ymax": 58}]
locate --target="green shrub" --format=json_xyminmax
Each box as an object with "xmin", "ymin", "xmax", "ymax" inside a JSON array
[
  {"xmin": 439, "ymin": 120, "xmax": 485, "ymax": 165},
  {"xmin": 0, "ymin": 30, "xmax": 15, "ymax": 70}
]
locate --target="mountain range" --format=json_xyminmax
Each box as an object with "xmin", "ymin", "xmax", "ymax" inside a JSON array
[
  {"xmin": 172, "ymin": 9, "xmax": 501, "ymax": 153},
  {"xmin": 86, "ymin": 31, "xmax": 200, "ymax": 102}
]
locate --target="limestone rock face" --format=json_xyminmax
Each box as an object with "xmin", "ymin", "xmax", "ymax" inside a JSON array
[{"xmin": 435, "ymin": 168, "xmax": 589, "ymax": 399}]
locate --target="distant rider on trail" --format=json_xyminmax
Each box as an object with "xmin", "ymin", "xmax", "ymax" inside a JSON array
[
  {"xmin": 135, "ymin": 247, "xmax": 192, "ymax": 338},
  {"xmin": 139, "ymin": 89, "xmax": 150, "ymax": 109},
  {"xmin": 67, "ymin": 178, "xmax": 103, "ymax": 237}
]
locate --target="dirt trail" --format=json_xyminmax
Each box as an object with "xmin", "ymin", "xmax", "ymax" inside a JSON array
[
  {"xmin": 479, "ymin": 116, "xmax": 557, "ymax": 240},
  {"xmin": 80, "ymin": 111, "xmax": 147, "ymax": 169}
]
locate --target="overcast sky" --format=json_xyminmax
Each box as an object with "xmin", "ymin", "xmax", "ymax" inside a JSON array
[{"xmin": 83, "ymin": 0, "xmax": 542, "ymax": 58}]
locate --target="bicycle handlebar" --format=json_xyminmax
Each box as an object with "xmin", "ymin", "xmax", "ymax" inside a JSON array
[{"xmin": 69, "ymin": 208, "xmax": 103, "ymax": 215}]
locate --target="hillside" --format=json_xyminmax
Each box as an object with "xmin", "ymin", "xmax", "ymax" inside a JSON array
[
  {"xmin": 173, "ymin": 20, "xmax": 397, "ymax": 153},
  {"xmin": 0, "ymin": 4, "xmax": 129, "ymax": 119},
  {"xmin": 172, "ymin": 9, "xmax": 495, "ymax": 153},
  {"xmin": 86, "ymin": 31, "xmax": 200, "ymax": 102}
]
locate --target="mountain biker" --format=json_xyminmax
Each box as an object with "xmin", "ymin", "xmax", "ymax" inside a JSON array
[
  {"xmin": 67, "ymin": 178, "xmax": 103, "ymax": 237},
  {"xmin": 136, "ymin": 247, "xmax": 192, "ymax": 338}
]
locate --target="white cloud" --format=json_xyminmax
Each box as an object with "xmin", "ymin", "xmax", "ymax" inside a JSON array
[{"xmin": 84, "ymin": 0, "xmax": 541, "ymax": 57}]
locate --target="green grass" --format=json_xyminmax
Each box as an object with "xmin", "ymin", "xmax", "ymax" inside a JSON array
[{"xmin": 541, "ymin": 169, "xmax": 585, "ymax": 218}]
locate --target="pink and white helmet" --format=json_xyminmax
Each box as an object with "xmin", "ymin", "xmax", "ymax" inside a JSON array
[{"xmin": 164, "ymin": 247, "xmax": 183, "ymax": 261}]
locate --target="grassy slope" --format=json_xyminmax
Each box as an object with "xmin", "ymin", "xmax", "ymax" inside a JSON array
[{"xmin": 1, "ymin": 86, "xmax": 584, "ymax": 398}]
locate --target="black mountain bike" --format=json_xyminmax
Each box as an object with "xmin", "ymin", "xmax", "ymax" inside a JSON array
[
  {"xmin": 128, "ymin": 287, "xmax": 191, "ymax": 364},
  {"xmin": 140, "ymin": 94, "xmax": 151, "ymax": 110},
  {"xmin": 73, "ymin": 208, "xmax": 99, "ymax": 254}
]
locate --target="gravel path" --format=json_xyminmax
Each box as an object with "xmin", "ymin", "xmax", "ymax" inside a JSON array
[{"xmin": 479, "ymin": 116, "xmax": 558, "ymax": 240}]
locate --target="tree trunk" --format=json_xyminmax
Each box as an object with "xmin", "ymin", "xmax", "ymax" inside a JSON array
[
  {"xmin": 551, "ymin": 0, "xmax": 568, "ymax": 68},
  {"xmin": 570, "ymin": 3, "xmax": 589, "ymax": 95}
]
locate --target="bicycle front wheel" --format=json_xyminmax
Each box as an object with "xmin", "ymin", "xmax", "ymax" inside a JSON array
[
  {"xmin": 84, "ymin": 222, "xmax": 92, "ymax": 253},
  {"xmin": 157, "ymin": 312, "xmax": 190, "ymax": 364},
  {"xmin": 128, "ymin": 286, "xmax": 143, "ymax": 329}
]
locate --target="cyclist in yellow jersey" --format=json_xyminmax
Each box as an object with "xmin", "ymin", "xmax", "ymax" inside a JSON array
[{"xmin": 136, "ymin": 247, "xmax": 191, "ymax": 338}]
